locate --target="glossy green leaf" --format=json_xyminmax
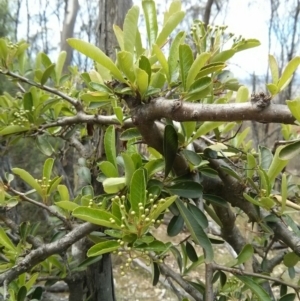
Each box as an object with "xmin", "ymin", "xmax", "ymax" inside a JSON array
[
  {"xmin": 286, "ymin": 98, "xmax": 300, "ymax": 122},
  {"xmin": 232, "ymin": 39, "xmax": 261, "ymax": 52},
  {"xmin": 186, "ymin": 52, "xmax": 210, "ymax": 89},
  {"xmin": 277, "ymin": 56, "xmax": 300, "ymax": 90},
  {"xmin": 117, "ymin": 51, "xmax": 135, "ymax": 83},
  {"xmin": 283, "ymin": 252, "xmax": 300, "ymax": 267},
  {"xmin": 187, "ymin": 203, "xmax": 208, "ymax": 229},
  {"xmin": 113, "ymin": 24, "xmax": 124, "ymax": 50},
  {"xmin": 153, "ymin": 44, "xmax": 169, "ymax": 80},
  {"xmin": 220, "ymin": 165, "xmax": 242, "ymax": 181},
  {"xmin": 17, "ymin": 286, "xmax": 27, "ymax": 301},
  {"xmin": 120, "ymin": 128, "xmax": 141, "ymax": 140},
  {"xmin": 227, "ymin": 244, "xmax": 254, "ymax": 267},
  {"xmin": 168, "ymin": 31, "xmax": 185, "ymax": 82},
  {"xmin": 235, "ymin": 275, "xmax": 271, "ymax": 301},
  {"xmin": 55, "ymin": 51, "xmax": 66, "ymax": 85},
  {"xmin": 144, "ymin": 158, "xmax": 164, "ymax": 177},
  {"xmin": 58, "ymin": 184, "xmax": 70, "ymax": 201},
  {"xmin": 43, "ymin": 158, "xmax": 54, "ymax": 181},
  {"xmin": 269, "ymin": 54, "xmax": 279, "ymax": 83},
  {"xmin": 36, "ymin": 135, "xmax": 54, "ymax": 156},
  {"xmin": 0, "ymin": 227, "xmax": 16, "ymax": 251},
  {"xmin": 196, "ymin": 62, "xmax": 226, "ymax": 79},
  {"xmin": 67, "ymin": 38, "xmax": 125, "ymax": 82},
  {"xmin": 150, "ymin": 195, "xmax": 177, "ymax": 220},
  {"xmin": 203, "ymin": 194, "xmax": 228, "ymax": 208},
  {"xmin": 135, "ymin": 241, "xmax": 171, "ymax": 253},
  {"xmin": 236, "ymin": 86, "xmax": 249, "ymax": 103},
  {"xmin": 167, "ymin": 214, "xmax": 184, "ymax": 236},
  {"xmin": 246, "ymin": 153, "xmax": 256, "ymax": 179},
  {"xmin": 163, "ymin": 124, "xmax": 178, "ymax": 178},
  {"xmin": 175, "ymin": 198, "xmax": 213, "ymax": 262},
  {"xmin": 130, "ymin": 168, "xmax": 147, "ymax": 213},
  {"xmin": 135, "ymin": 67, "xmax": 149, "ymax": 97},
  {"xmin": 280, "ymin": 173, "xmax": 287, "ymax": 214},
  {"xmin": 124, "ymin": 5, "xmax": 139, "ymax": 53},
  {"xmin": 243, "ymin": 193, "xmax": 261, "ymax": 206},
  {"xmin": 279, "ymin": 140, "xmax": 300, "ymax": 160},
  {"xmin": 179, "ymin": 44, "xmax": 193, "ymax": 90},
  {"xmin": 185, "ymin": 76, "xmax": 211, "ymax": 101},
  {"xmin": 191, "ymin": 122, "xmax": 223, "ymax": 143},
  {"xmin": 267, "ymin": 145, "xmax": 289, "ymax": 185},
  {"xmin": 156, "ymin": 11, "xmax": 185, "ymax": 47},
  {"xmin": 55, "ymin": 201, "xmax": 79, "ymax": 211},
  {"xmin": 139, "ymin": 56, "xmax": 151, "ymax": 82},
  {"xmin": 259, "ymin": 145, "xmax": 273, "ymax": 170},
  {"xmin": 0, "ymin": 125, "xmax": 29, "ymax": 136},
  {"xmin": 142, "ymin": 0, "xmax": 158, "ymax": 47},
  {"xmin": 167, "ymin": 181, "xmax": 202, "ymax": 198},
  {"xmin": 12, "ymin": 168, "xmax": 43, "ymax": 197},
  {"xmin": 170, "ymin": 245, "xmax": 182, "ymax": 272},
  {"xmin": 98, "ymin": 161, "xmax": 119, "ymax": 178},
  {"xmin": 103, "ymin": 177, "xmax": 126, "ymax": 194},
  {"xmin": 87, "ymin": 240, "xmax": 119, "ymax": 257},
  {"xmin": 152, "ymin": 261, "xmax": 160, "ymax": 286},
  {"xmin": 122, "ymin": 153, "xmax": 136, "ymax": 185},
  {"xmin": 73, "ymin": 207, "xmax": 121, "ymax": 229},
  {"xmin": 104, "ymin": 125, "xmax": 117, "ymax": 168},
  {"xmin": 25, "ymin": 272, "xmax": 39, "ymax": 291},
  {"xmin": 211, "ymin": 49, "xmax": 235, "ymax": 63},
  {"xmin": 40, "ymin": 63, "xmax": 55, "ymax": 85},
  {"xmin": 279, "ymin": 293, "xmax": 296, "ymax": 301},
  {"xmin": 182, "ymin": 149, "xmax": 202, "ymax": 166},
  {"xmin": 186, "ymin": 241, "xmax": 198, "ymax": 262},
  {"xmin": 89, "ymin": 82, "xmax": 112, "ymax": 93},
  {"xmin": 266, "ymin": 83, "xmax": 279, "ymax": 95}
]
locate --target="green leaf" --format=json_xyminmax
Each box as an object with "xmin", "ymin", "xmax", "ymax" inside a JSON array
[
  {"xmin": 12, "ymin": 168, "xmax": 43, "ymax": 197},
  {"xmin": 152, "ymin": 261, "xmax": 160, "ymax": 286},
  {"xmin": 211, "ymin": 49, "xmax": 236, "ymax": 63},
  {"xmin": 246, "ymin": 153, "xmax": 256, "ymax": 179},
  {"xmin": 135, "ymin": 241, "xmax": 171, "ymax": 253},
  {"xmin": 286, "ymin": 98, "xmax": 300, "ymax": 122},
  {"xmin": 279, "ymin": 140, "xmax": 300, "ymax": 160},
  {"xmin": 153, "ymin": 44, "xmax": 169, "ymax": 81},
  {"xmin": 182, "ymin": 149, "xmax": 202, "ymax": 166},
  {"xmin": 186, "ymin": 52, "xmax": 210, "ymax": 89},
  {"xmin": 73, "ymin": 207, "xmax": 121, "ymax": 229},
  {"xmin": 150, "ymin": 195, "xmax": 177, "ymax": 220},
  {"xmin": 203, "ymin": 194, "xmax": 228, "ymax": 208},
  {"xmin": 283, "ymin": 252, "xmax": 300, "ymax": 267},
  {"xmin": 179, "ymin": 44, "xmax": 193, "ymax": 90},
  {"xmin": 259, "ymin": 145, "xmax": 273, "ymax": 170},
  {"xmin": 17, "ymin": 286, "xmax": 27, "ymax": 301},
  {"xmin": 123, "ymin": 6, "xmax": 139, "ymax": 53},
  {"xmin": 156, "ymin": 11, "xmax": 185, "ymax": 47},
  {"xmin": 67, "ymin": 38, "xmax": 125, "ymax": 82},
  {"xmin": 58, "ymin": 184, "xmax": 70, "ymax": 201},
  {"xmin": 168, "ymin": 31, "xmax": 185, "ymax": 82},
  {"xmin": 55, "ymin": 51, "xmax": 67, "ymax": 85},
  {"xmin": 0, "ymin": 125, "xmax": 29, "ymax": 136},
  {"xmin": 243, "ymin": 193, "xmax": 261, "ymax": 206},
  {"xmin": 167, "ymin": 214, "xmax": 184, "ymax": 236},
  {"xmin": 175, "ymin": 198, "xmax": 213, "ymax": 262},
  {"xmin": 113, "ymin": 24, "xmax": 124, "ymax": 50},
  {"xmin": 135, "ymin": 67, "xmax": 149, "ymax": 97},
  {"xmin": 187, "ymin": 203, "xmax": 208, "ymax": 229},
  {"xmin": 227, "ymin": 244, "xmax": 254, "ymax": 267},
  {"xmin": 55, "ymin": 201, "xmax": 79, "ymax": 211},
  {"xmin": 196, "ymin": 62, "xmax": 226, "ymax": 79},
  {"xmin": 236, "ymin": 86, "xmax": 249, "ymax": 103},
  {"xmin": 104, "ymin": 125, "xmax": 117, "ymax": 168},
  {"xmin": 280, "ymin": 173, "xmax": 287, "ymax": 214},
  {"xmin": 142, "ymin": 0, "xmax": 158, "ymax": 48},
  {"xmin": 232, "ymin": 39, "xmax": 261, "ymax": 52},
  {"xmin": 266, "ymin": 83, "xmax": 279, "ymax": 95},
  {"xmin": 235, "ymin": 276, "xmax": 271, "ymax": 301},
  {"xmin": 190, "ymin": 122, "xmax": 223, "ymax": 143},
  {"xmin": 185, "ymin": 76, "xmax": 211, "ymax": 101},
  {"xmin": 139, "ymin": 56, "xmax": 151, "ymax": 82},
  {"xmin": 98, "ymin": 161, "xmax": 119, "ymax": 178},
  {"xmin": 267, "ymin": 145, "xmax": 289, "ymax": 185},
  {"xmin": 122, "ymin": 153, "xmax": 136, "ymax": 185},
  {"xmin": 40, "ymin": 63, "xmax": 55, "ymax": 85},
  {"xmin": 0, "ymin": 227, "xmax": 17, "ymax": 251},
  {"xmin": 167, "ymin": 181, "xmax": 202, "ymax": 198},
  {"xmin": 268, "ymin": 54, "xmax": 279, "ymax": 84},
  {"xmin": 186, "ymin": 241, "xmax": 198, "ymax": 262},
  {"xmin": 87, "ymin": 240, "xmax": 119, "ymax": 257},
  {"xmin": 36, "ymin": 135, "xmax": 54, "ymax": 156},
  {"xmin": 278, "ymin": 56, "xmax": 300, "ymax": 90},
  {"xmin": 103, "ymin": 177, "xmax": 126, "ymax": 194},
  {"xmin": 43, "ymin": 158, "xmax": 54, "ymax": 181},
  {"xmin": 130, "ymin": 168, "xmax": 147, "ymax": 213},
  {"xmin": 117, "ymin": 51, "xmax": 135, "ymax": 83},
  {"xmin": 279, "ymin": 294, "xmax": 296, "ymax": 301},
  {"xmin": 120, "ymin": 128, "xmax": 141, "ymax": 140},
  {"xmin": 163, "ymin": 124, "xmax": 178, "ymax": 178}
]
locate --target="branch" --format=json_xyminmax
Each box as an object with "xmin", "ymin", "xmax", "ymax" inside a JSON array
[
  {"xmin": 132, "ymin": 98, "xmax": 295, "ymax": 124},
  {"xmin": 0, "ymin": 70, "xmax": 83, "ymax": 112},
  {"xmin": 0, "ymin": 222, "xmax": 98, "ymax": 285},
  {"xmin": 6, "ymin": 185, "xmax": 72, "ymax": 230},
  {"xmin": 212, "ymin": 263, "xmax": 300, "ymax": 291}
]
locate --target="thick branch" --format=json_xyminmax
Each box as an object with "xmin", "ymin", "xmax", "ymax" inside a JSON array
[
  {"xmin": 0, "ymin": 222, "xmax": 98, "ymax": 285},
  {"xmin": 132, "ymin": 98, "xmax": 295, "ymax": 124}
]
